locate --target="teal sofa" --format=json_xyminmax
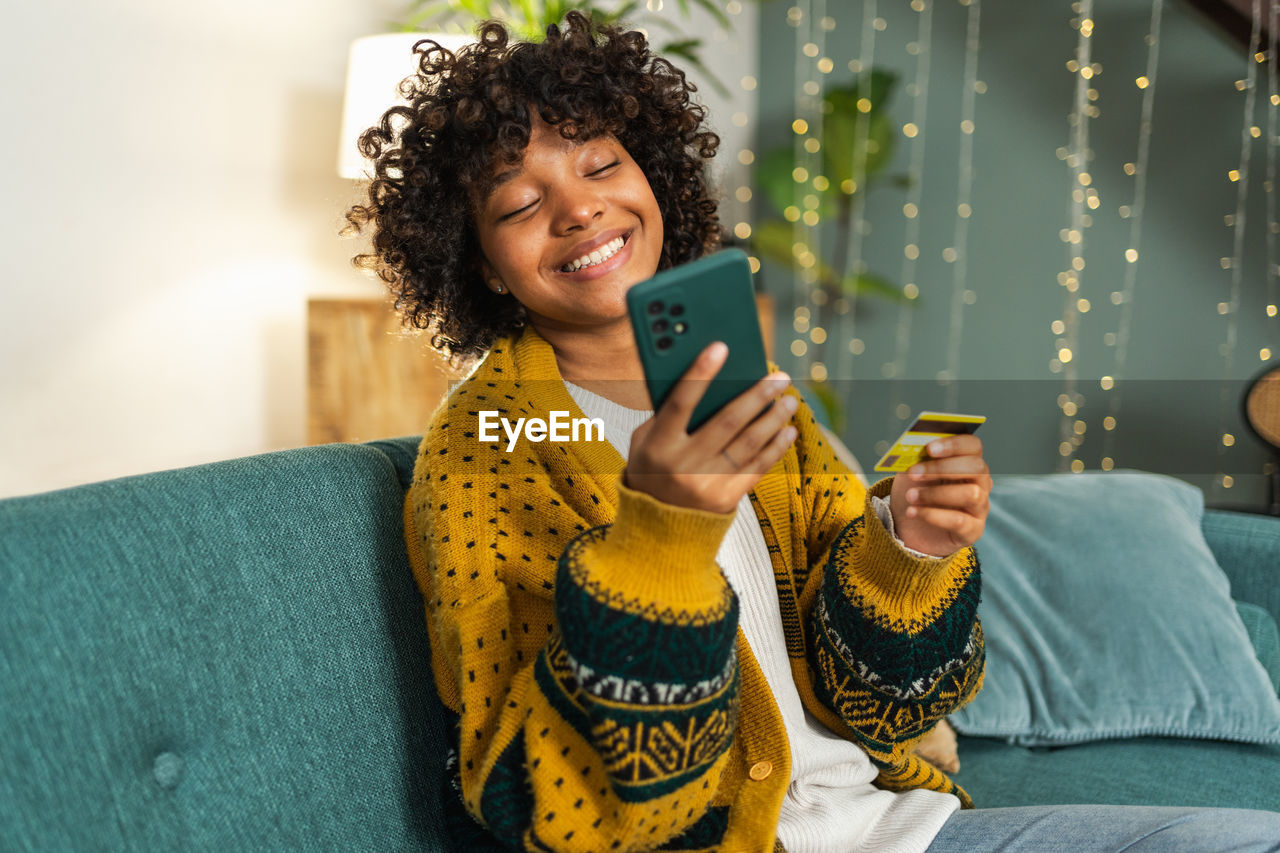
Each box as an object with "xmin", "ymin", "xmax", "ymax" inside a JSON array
[{"xmin": 2, "ymin": 437, "xmax": 1278, "ymax": 850}]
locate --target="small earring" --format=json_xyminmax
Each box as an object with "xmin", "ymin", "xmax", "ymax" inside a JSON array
[{"xmin": 495, "ymin": 284, "xmax": 504, "ymax": 294}]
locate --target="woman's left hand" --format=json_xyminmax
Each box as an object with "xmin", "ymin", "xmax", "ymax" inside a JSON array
[{"xmin": 888, "ymin": 435, "xmax": 992, "ymax": 558}]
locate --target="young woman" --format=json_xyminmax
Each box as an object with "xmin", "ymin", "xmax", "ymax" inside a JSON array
[{"xmin": 347, "ymin": 14, "xmax": 1280, "ymax": 853}]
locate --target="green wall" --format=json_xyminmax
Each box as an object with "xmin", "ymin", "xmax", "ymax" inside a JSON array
[{"xmin": 753, "ymin": 0, "xmax": 1279, "ymax": 508}]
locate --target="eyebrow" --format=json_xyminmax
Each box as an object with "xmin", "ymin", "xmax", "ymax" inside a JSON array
[
  {"xmin": 479, "ymin": 134, "xmax": 607, "ymax": 204},
  {"xmin": 487, "ymin": 167, "xmax": 521, "ymax": 197}
]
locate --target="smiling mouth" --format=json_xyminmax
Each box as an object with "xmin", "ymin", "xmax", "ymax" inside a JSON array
[{"xmin": 560, "ymin": 232, "xmax": 629, "ymax": 273}]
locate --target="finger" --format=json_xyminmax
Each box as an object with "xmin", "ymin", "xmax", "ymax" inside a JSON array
[
  {"xmin": 903, "ymin": 505, "xmax": 984, "ymax": 546},
  {"xmin": 651, "ymin": 342, "xmax": 728, "ymax": 436},
  {"xmin": 907, "ymin": 454, "xmax": 990, "ymax": 482},
  {"xmin": 743, "ymin": 423, "xmax": 798, "ymax": 477},
  {"xmin": 926, "ymin": 435, "xmax": 983, "ymax": 460},
  {"xmin": 905, "ymin": 482, "xmax": 988, "ymax": 513},
  {"xmin": 721, "ymin": 392, "xmax": 799, "ymax": 469},
  {"xmin": 692, "ymin": 370, "xmax": 792, "ymax": 449}
]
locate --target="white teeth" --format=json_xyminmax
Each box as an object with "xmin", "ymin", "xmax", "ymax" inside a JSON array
[{"xmin": 563, "ymin": 236, "xmax": 625, "ymax": 272}]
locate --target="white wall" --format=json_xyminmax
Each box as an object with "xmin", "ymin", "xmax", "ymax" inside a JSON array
[{"xmin": 0, "ymin": 1, "xmax": 757, "ymax": 499}]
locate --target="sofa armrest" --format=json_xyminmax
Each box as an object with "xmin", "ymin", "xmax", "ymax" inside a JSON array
[{"xmin": 1203, "ymin": 509, "xmax": 1280, "ymax": 624}]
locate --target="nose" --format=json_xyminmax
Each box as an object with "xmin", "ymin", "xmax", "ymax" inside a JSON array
[{"xmin": 550, "ymin": 180, "xmax": 605, "ymax": 234}]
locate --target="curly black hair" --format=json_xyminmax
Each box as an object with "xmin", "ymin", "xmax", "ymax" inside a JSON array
[{"xmin": 344, "ymin": 12, "xmax": 722, "ymax": 361}]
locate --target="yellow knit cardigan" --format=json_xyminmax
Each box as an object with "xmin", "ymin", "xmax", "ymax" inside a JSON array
[{"xmin": 404, "ymin": 327, "xmax": 984, "ymax": 852}]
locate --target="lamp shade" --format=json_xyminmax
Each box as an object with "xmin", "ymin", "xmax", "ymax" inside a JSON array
[{"xmin": 337, "ymin": 32, "xmax": 471, "ymax": 180}]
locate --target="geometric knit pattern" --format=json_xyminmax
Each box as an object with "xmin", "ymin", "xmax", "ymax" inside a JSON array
[
  {"xmin": 539, "ymin": 531, "xmax": 741, "ymax": 802},
  {"xmin": 404, "ymin": 327, "xmax": 986, "ymax": 852}
]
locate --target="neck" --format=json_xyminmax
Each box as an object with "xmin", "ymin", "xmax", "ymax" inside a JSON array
[{"xmin": 529, "ymin": 317, "xmax": 652, "ymax": 410}]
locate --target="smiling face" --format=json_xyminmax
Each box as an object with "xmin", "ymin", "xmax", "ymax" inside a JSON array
[{"xmin": 472, "ymin": 116, "xmax": 664, "ymax": 341}]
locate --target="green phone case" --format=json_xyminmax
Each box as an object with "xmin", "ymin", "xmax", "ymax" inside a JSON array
[{"xmin": 626, "ymin": 249, "xmax": 770, "ymax": 431}]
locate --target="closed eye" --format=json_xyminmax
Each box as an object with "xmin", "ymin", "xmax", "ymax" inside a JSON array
[
  {"xmin": 590, "ymin": 160, "xmax": 621, "ymax": 176},
  {"xmin": 498, "ymin": 200, "xmax": 537, "ymax": 222}
]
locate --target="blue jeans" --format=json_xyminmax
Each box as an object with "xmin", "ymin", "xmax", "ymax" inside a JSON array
[{"xmin": 926, "ymin": 805, "xmax": 1280, "ymax": 852}]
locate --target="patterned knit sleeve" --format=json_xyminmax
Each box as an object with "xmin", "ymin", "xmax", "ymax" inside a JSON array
[
  {"xmin": 408, "ymin": 460, "xmax": 742, "ymax": 851},
  {"xmin": 789, "ymin": 398, "xmax": 985, "ymax": 806}
]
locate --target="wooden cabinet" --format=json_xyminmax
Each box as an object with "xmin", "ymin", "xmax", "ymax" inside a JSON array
[{"xmin": 306, "ymin": 298, "xmax": 459, "ymax": 444}]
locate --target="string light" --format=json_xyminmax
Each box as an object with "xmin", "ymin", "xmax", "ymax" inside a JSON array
[
  {"xmin": 1101, "ymin": 0, "xmax": 1164, "ymax": 470},
  {"xmin": 835, "ymin": 0, "xmax": 884, "ymax": 383},
  {"xmin": 1056, "ymin": 0, "xmax": 1095, "ymax": 472},
  {"xmin": 1215, "ymin": 0, "xmax": 1265, "ymax": 497},
  {"xmin": 885, "ymin": 0, "xmax": 937, "ymax": 447},
  {"xmin": 942, "ymin": 0, "xmax": 983, "ymax": 410},
  {"xmin": 1267, "ymin": 0, "xmax": 1279, "ymax": 350},
  {"xmin": 788, "ymin": 0, "xmax": 825, "ymax": 377}
]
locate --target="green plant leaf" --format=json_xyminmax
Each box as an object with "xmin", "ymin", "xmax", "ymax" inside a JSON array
[
  {"xmin": 685, "ymin": 0, "xmax": 732, "ymax": 30},
  {"xmin": 514, "ymin": 0, "xmax": 538, "ymax": 27},
  {"xmin": 839, "ymin": 269, "xmax": 909, "ymax": 302},
  {"xmin": 750, "ymin": 218, "xmax": 805, "ymax": 267},
  {"xmin": 861, "ymin": 111, "xmax": 895, "ymax": 180},
  {"xmin": 826, "ymin": 68, "xmax": 898, "ymax": 113},
  {"xmin": 821, "ymin": 74, "xmax": 900, "ymax": 188},
  {"xmin": 401, "ymin": 0, "xmax": 454, "ymax": 30},
  {"xmin": 606, "ymin": 0, "xmax": 643, "ymax": 24},
  {"xmin": 821, "ymin": 102, "xmax": 856, "ymax": 189}
]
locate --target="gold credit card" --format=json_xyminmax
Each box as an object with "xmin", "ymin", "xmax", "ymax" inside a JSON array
[{"xmin": 873, "ymin": 411, "xmax": 987, "ymax": 472}]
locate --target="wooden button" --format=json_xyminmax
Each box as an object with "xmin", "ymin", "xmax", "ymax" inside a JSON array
[{"xmin": 748, "ymin": 760, "xmax": 773, "ymax": 781}]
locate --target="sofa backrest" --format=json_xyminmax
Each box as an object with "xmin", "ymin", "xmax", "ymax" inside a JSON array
[
  {"xmin": 0, "ymin": 443, "xmax": 450, "ymax": 851},
  {"xmin": 5, "ymin": 434, "xmax": 1278, "ymax": 851}
]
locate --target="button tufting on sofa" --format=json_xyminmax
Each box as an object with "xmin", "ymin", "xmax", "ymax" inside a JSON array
[{"xmin": 152, "ymin": 752, "xmax": 184, "ymax": 790}]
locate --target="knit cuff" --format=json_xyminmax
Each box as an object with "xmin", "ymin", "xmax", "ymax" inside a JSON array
[
  {"xmin": 850, "ymin": 477, "xmax": 975, "ymax": 619},
  {"xmin": 585, "ymin": 476, "xmax": 736, "ymax": 614}
]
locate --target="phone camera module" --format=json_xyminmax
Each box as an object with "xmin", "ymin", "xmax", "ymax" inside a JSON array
[
  {"xmin": 669, "ymin": 304, "xmax": 685, "ymax": 317},
  {"xmin": 672, "ymin": 321, "xmax": 687, "ymax": 335},
  {"xmin": 656, "ymin": 336, "xmax": 674, "ymax": 351},
  {"xmin": 647, "ymin": 300, "xmax": 665, "ymax": 315},
  {"xmin": 651, "ymin": 318, "xmax": 669, "ymax": 334}
]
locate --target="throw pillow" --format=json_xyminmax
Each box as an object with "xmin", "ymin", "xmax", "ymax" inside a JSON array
[{"xmin": 949, "ymin": 471, "xmax": 1280, "ymax": 746}]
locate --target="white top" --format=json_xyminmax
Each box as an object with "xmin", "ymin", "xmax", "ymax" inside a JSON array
[{"xmin": 564, "ymin": 382, "xmax": 959, "ymax": 853}]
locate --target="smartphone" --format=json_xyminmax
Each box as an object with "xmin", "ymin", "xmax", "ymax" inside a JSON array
[{"xmin": 626, "ymin": 248, "xmax": 770, "ymax": 431}]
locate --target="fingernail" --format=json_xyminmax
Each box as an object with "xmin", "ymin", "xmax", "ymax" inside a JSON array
[
  {"xmin": 909, "ymin": 465, "xmax": 925, "ymax": 480},
  {"xmin": 782, "ymin": 395, "xmax": 799, "ymax": 413},
  {"xmin": 709, "ymin": 342, "xmax": 728, "ymax": 360},
  {"xmin": 783, "ymin": 426, "xmax": 798, "ymax": 442},
  {"xmin": 906, "ymin": 506, "xmax": 918, "ymax": 518},
  {"xmin": 907, "ymin": 488, "xmax": 918, "ymax": 503},
  {"xmin": 929, "ymin": 441, "xmax": 946, "ymax": 455}
]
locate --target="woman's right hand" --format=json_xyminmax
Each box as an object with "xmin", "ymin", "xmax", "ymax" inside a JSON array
[{"xmin": 624, "ymin": 342, "xmax": 798, "ymax": 514}]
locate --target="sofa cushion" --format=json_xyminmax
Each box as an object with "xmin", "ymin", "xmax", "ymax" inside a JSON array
[
  {"xmin": 0, "ymin": 444, "xmax": 449, "ymax": 850},
  {"xmin": 953, "ymin": 735, "xmax": 1280, "ymax": 811},
  {"xmin": 1236, "ymin": 601, "xmax": 1280, "ymax": 695},
  {"xmin": 1203, "ymin": 508, "xmax": 1280, "ymax": 622},
  {"xmin": 949, "ymin": 471, "xmax": 1280, "ymax": 747}
]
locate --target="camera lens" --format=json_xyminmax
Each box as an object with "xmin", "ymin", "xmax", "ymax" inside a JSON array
[
  {"xmin": 648, "ymin": 300, "xmax": 665, "ymax": 315},
  {"xmin": 652, "ymin": 318, "xmax": 669, "ymax": 333},
  {"xmin": 656, "ymin": 336, "xmax": 674, "ymax": 351},
  {"xmin": 669, "ymin": 304, "xmax": 685, "ymax": 317}
]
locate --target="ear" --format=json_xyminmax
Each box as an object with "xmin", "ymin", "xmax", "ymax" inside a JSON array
[{"xmin": 479, "ymin": 258, "xmax": 507, "ymax": 295}]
